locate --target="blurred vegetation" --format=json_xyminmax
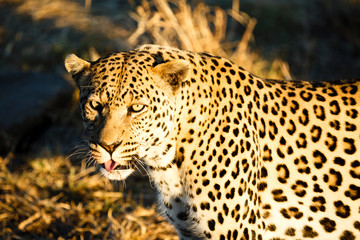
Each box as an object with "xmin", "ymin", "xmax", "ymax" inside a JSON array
[
  {"xmin": 0, "ymin": 156, "xmax": 177, "ymax": 239},
  {"xmin": 0, "ymin": 0, "xmax": 359, "ymax": 239}
]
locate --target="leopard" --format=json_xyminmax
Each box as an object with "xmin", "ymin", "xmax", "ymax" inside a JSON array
[{"xmin": 65, "ymin": 44, "xmax": 360, "ymax": 240}]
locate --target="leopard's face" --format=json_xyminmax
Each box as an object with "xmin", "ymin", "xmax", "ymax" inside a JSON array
[
  {"xmin": 66, "ymin": 52, "xmax": 190, "ymax": 180},
  {"xmin": 80, "ymin": 80, "xmax": 155, "ymax": 181}
]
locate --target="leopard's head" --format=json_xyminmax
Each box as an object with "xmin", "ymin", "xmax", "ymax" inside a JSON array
[{"xmin": 65, "ymin": 52, "xmax": 190, "ymax": 180}]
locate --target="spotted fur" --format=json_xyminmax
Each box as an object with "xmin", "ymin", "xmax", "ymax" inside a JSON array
[{"xmin": 65, "ymin": 45, "xmax": 360, "ymax": 240}]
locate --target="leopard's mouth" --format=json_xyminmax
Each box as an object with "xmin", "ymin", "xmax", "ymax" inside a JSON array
[
  {"xmin": 100, "ymin": 162, "xmax": 132, "ymax": 171},
  {"xmin": 100, "ymin": 159, "xmax": 135, "ymax": 172},
  {"xmin": 98, "ymin": 159, "xmax": 136, "ymax": 181}
]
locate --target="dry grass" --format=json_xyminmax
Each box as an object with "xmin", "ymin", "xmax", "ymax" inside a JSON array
[
  {"xmin": 7, "ymin": 0, "xmax": 289, "ymax": 78},
  {"xmin": 0, "ymin": 155, "xmax": 177, "ymax": 239},
  {"xmin": 128, "ymin": 0, "xmax": 291, "ymax": 79}
]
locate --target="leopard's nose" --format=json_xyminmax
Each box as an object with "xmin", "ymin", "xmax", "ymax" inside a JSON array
[{"xmin": 99, "ymin": 142, "xmax": 120, "ymax": 154}]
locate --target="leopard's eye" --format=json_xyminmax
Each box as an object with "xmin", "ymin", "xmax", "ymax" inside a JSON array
[
  {"xmin": 129, "ymin": 104, "xmax": 146, "ymax": 113},
  {"xmin": 89, "ymin": 100, "xmax": 102, "ymax": 112}
]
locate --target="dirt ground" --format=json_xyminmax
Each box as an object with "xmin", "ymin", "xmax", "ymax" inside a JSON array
[{"xmin": 0, "ymin": 0, "xmax": 359, "ymax": 239}]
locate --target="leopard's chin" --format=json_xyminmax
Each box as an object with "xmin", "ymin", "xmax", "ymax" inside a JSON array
[{"xmin": 99, "ymin": 167, "xmax": 135, "ymax": 181}]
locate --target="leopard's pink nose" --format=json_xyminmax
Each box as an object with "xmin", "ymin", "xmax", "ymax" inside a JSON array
[{"xmin": 103, "ymin": 159, "xmax": 119, "ymax": 172}]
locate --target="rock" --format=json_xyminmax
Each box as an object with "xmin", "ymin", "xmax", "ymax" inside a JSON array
[{"xmin": 0, "ymin": 71, "xmax": 74, "ymax": 155}]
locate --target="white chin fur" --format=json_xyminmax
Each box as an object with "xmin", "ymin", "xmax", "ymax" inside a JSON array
[{"xmin": 99, "ymin": 167, "xmax": 135, "ymax": 181}]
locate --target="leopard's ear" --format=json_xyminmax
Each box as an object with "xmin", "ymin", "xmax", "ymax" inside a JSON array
[
  {"xmin": 65, "ymin": 54, "xmax": 91, "ymax": 88},
  {"xmin": 151, "ymin": 60, "xmax": 190, "ymax": 94}
]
